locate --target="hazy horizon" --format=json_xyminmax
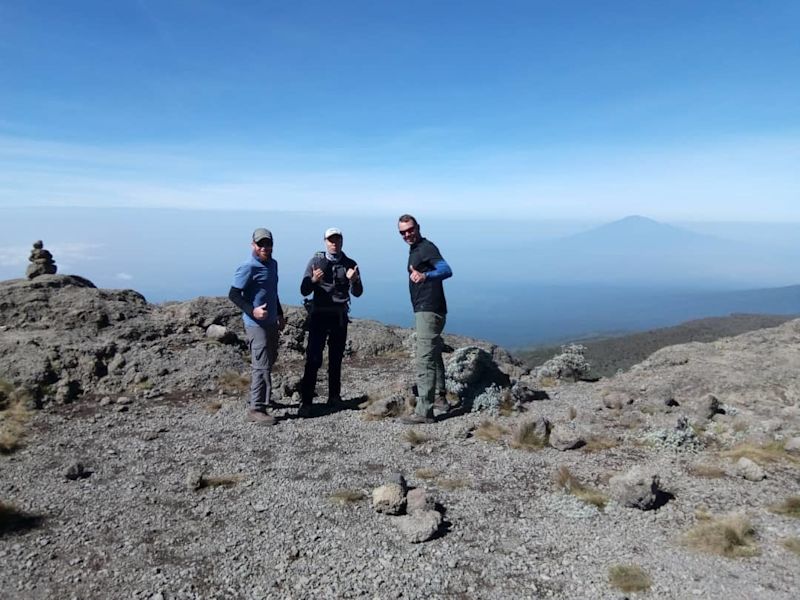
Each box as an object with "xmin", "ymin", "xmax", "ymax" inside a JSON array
[{"xmin": 3, "ymin": 206, "xmax": 800, "ymax": 347}]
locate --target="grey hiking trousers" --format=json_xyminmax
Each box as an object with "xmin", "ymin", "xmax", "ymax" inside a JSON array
[
  {"xmin": 414, "ymin": 311, "xmax": 446, "ymax": 417},
  {"xmin": 245, "ymin": 324, "xmax": 279, "ymax": 411}
]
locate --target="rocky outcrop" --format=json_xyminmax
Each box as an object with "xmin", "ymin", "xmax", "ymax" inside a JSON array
[{"xmin": 0, "ymin": 276, "xmax": 526, "ymax": 407}]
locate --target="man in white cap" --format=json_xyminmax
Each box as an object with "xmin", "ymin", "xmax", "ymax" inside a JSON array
[
  {"xmin": 298, "ymin": 227, "xmax": 363, "ymax": 417},
  {"xmin": 228, "ymin": 228, "xmax": 285, "ymax": 424}
]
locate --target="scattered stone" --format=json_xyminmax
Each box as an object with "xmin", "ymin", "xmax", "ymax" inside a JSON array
[
  {"xmin": 64, "ymin": 462, "xmax": 92, "ymax": 481},
  {"xmin": 406, "ymin": 488, "xmax": 435, "ymax": 514},
  {"xmin": 602, "ymin": 391, "xmax": 633, "ymax": 409},
  {"xmin": 372, "ymin": 483, "xmax": 406, "ymax": 515},
  {"xmin": 394, "ymin": 509, "xmax": 442, "ymax": 543},
  {"xmin": 206, "ymin": 324, "xmax": 237, "ymax": 344},
  {"xmin": 548, "ymin": 424, "xmax": 585, "ymax": 451},
  {"xmin": 186, "ymin": 470, "xmax": 205, "ymax": 491},
  {"xmin": 99, "ymin": 396, "xmax": 112, "ymax": 406},
  {"xmin": 609, "ymin": 467, "xmax": 664, "ymax": 510},
  {"xmin": 783, "ymin": 437, "xmax": 800, "ymax": 454},
  {"xmin": 735, "ymin": 457, "xmax": 765, "ymax": 482},
  {"xmin": 387, "ymin": 472, "xmax": 408, "ymax": 493},
  {"xmin": 116, "ymin": 396, "xmax": 133, "ymax": 405},
  {"xmin": 696, "ymin": 393, "xmax": 724, "ymax": 421}
]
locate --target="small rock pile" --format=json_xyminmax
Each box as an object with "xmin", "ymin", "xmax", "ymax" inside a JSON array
[
  {"xmin": 25, "ymin": 240, "xmax": 57, "ymax": 279},
  {"xmin": 372, "ymin": 474, "xmax": 444, "ymax": 543}
]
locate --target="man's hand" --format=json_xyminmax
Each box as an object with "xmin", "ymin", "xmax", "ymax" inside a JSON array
[
  {"xmin": 253, "ymin": 303, "xmax": 268, "ymax": 320},
  {"xmin": 277, "ymin": 314, "xmax": 286, "ymax": 331},
  {"xmin": 311, "ymin": 267, "xmax": 324, "ymax": 283},
  {"xmin": 409, "ymin": 266, "xmax": 426, "ymax": 284},
  {"xmin": 346, "ymin": 265, "xmax": 360, "ymax": 282}
]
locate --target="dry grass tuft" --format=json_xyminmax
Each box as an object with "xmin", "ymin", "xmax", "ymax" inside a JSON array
[
  {"xmin": 0, "ymin": 501, "xmax": 43, "ymax": 535},
  {"xmin": 415, "ymin": 468, "xmax": 438, "ymax": 480},
  {"xmin": 403, "ymin": 429, "xmax": 431, "ymax": 447},
  {"xmin": 474, "ymin": 420, "xmax": 508, "ymax": 443},
  {"xmin": 608, "ymin": 564, "xmax": 652, "ymax": 593},
  {"xmin": 497, "ymin": 389, "xmax": 519, "ymax": 416},
  {"xmin": 509, "ymin": 420, "xmax": 548, "ymax": 451},
  {"xmin": 204, "ymin": 400, "xmax": 223, "ymax": 414},
  {"xmin": 436, "ymin": 478, "xmax": 469, "ymax": 491},
  {"xmin": 684, "ymin": 512, "xmax": 759, "ymax": 557},
  {"xmin": 217, "ymin": 371, "xmax": 250, "ymax": 394},
  {"xmin": 329, "ymin": 489, "xmax": 365, "ymax": 505},
  {"xmin": 360, "ymin": 389, "xmax": 406, "ymax": 421},
  {"xmin": 721, "ymin": 441, "xmax": 797, "ymax": 465},
  {"xmin": 567, "ymin": 406, "xmax": 577, "ymax": 421},
  {"xmin": 198, "ymin": 474, "xmax": 243, "ymax": 489},
  {"xmin": 687, "ymin": 463, "xmax": 727, "ymax": 478},
  {"xmin": 782, "ymin": 537, "xmax": 800, "ymax": 555},
  {"xmin": 0, "ymin": 380, "xmax": 33, "ymax": 454},
  {"xmin": 582, "ymin": 436, "xmax": 619, "ymax": 453},
  {"xmin": 769, "ymin": 496, "xmax": 800, "ymax": 519},
  {"xmin": 554, "ymin": 466, "xmax": 608, "ymax": 509},
  {"xmin": 538, "ymin": 375, "xmax": 557, "ymax": 388}
]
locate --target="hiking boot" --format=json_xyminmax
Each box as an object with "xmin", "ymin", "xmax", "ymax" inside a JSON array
[
  {"xmin": 247, "ymin": 409, "xmax": 276, "ymax": 425},
  {"xmin": 433, "ymin": 396, "xmax": 449, "ymax": 413},
  {"xmin": 326, "ymin": 395, "xmax": 343, "ymax": 407},
  {"xmin": 398, "ymin": 413, "xmax": 435, "ymax": 425},
  {"xmin": 297, "ymin": 403, "xmax": 313, "ymax": 418}
]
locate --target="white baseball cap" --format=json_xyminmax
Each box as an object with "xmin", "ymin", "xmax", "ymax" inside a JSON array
[{"xmin": 324, "ymin": 227, "xmax": 343, "ymax": 239}]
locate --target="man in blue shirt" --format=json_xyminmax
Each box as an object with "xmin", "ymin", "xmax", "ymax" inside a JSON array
[
  {"xmin": 397, "ymin": 214, "xmax": 453, "ymax": 424},
  {"xmin": 228, "ymin": 228, "xmax": 285, "ymax": 425}
]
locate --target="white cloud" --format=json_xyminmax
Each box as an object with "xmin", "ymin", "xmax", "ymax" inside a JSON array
[
  {"xmin": 115, "ymin": 272, "xmax": 133, "ymax": 280},
  {"xmin": 0, "ymin": 246, "xmax": 28, "ymax": 267},
  {"xmin": 1, "ymin": 133, "xmax": 799, "ymax": 221}
]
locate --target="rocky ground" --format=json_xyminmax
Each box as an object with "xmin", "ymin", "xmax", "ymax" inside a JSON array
[
  {"xmin": 2, "ymin": 276, "xmax": 800, "ymax": 599},
  {"xmin": 520, "ymin": 313, "xmax": 799, "ymax": 378}
]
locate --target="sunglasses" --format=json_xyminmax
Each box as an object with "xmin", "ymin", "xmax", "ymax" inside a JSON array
[
  {"xmin": 256, "ymin": 240, "xmax": 273, "ymax": 248},
  {"xmin": 398, "ymin": 226, "xmax": 416, "ymax": 236}
]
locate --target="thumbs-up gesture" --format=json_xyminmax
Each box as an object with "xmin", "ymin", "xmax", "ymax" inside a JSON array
[
  {"xmin": 253, "ymin": 303, "xmax": 268, "ymax": 320},
  {"xmin": 409, "ymin": 266, "xmax": 426, "ymax": 284}
]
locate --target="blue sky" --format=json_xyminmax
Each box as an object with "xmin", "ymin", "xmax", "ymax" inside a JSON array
[{"xmin": 1, "ymin": 0, "xmax": 798, "ymax": 220}]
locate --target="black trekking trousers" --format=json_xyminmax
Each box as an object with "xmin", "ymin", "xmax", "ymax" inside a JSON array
[{"xmin": 301, "ymin": 311, "xmax": 348, "ymax": 404}]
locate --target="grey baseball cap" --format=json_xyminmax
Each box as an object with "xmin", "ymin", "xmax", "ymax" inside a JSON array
[{"xmin": 252, "ymin": 228, "xmax": 273, "ymax": 243}]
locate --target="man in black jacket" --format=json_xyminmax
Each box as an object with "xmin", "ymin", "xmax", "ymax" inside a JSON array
[
  {"xmin": 299, "ymin": 227, "xmax": 363, "ymax": 417},
  {"xmin": 397, "ymin": 214, "xmax": 453, "ymax": 424}
]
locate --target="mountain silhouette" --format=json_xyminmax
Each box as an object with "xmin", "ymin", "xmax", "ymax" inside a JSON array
[{"xmin": 532, "ymin": 215, "xmax": 794, "ymax": 287}]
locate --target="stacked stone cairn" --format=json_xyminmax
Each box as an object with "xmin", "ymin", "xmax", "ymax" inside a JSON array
[{"xmin": 26, "ymin": 240, "xmax": 57, "ymax": 279}]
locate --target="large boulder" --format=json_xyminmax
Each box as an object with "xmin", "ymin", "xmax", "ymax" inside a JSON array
[{"xmin": 446, "ymin": 346, "xmax": 511, "ymax": 408}]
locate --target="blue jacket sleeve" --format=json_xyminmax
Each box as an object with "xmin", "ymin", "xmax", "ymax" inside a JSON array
[{"xmin": 425, "ymin": 258, "xmax": 452, "ymax": 281}]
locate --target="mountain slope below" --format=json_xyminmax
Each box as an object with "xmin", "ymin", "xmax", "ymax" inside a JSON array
[{"xmin": 521, "ymin": 313, "xmax": 799, "ymax": 377}]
